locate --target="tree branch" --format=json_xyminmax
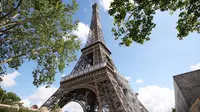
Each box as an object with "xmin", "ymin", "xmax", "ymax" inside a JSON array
[
  {"xmin": 0, "ymin": 49, "xmax": 36, "ymax": 65},
  {"xmin": 0, "ymin": 0, "xmax": 23, "ymax": 20},
  {"xmin": 0, "ymin": 21, "xmax": 21, "ymax": 28},
  {"xmin": 0, "ymin": 22, "xmax": 21, "ymax": 34}
]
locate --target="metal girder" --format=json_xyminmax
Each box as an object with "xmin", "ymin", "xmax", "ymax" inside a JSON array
[{"xmin": 41, "ymin": 2, "xmax": 147, "ymax": 112}]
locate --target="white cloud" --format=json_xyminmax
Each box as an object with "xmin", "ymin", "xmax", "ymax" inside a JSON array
[
  {"xmin": 72, "ymin": 22, "xmax": 90, "ymax": 44},
  {"xmin": 22, "ymin": 86, "xmax": 58, "ymax": 107},
  {"xmin": 62, "ymin": 102, "xmax": 83, "ymax": 112},
  {"xmin": 1, "ymin": 71, "xmax": 20, "ymax": 88},
  {"xmin": 136, "ymin": 79, "xmax": 144, "ymax": 84},
  {"xmin": 125, "ymin": 76, "xmax": 132, "ymax": 81},
  {"xmin": 21, "ymin": 98, "xmax": 32, "ymax": 107},
  {"xmin": 191, "ymin": 63, "xmax": 200, "ymax": 70},
  {"xmin": 99, "ymin": 0, "xmax": 113, "ymax": 10},
  {"xmin": 138, "ymin": 86, "xmax": 175, "ymax": 112}
]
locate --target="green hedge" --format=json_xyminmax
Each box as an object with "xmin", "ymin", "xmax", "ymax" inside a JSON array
[
  {"xmin": 0, "ymin": 107, "xmax": 37, "ymax": 112},
  {"xmin": 18, "ymin": 108, "xmax": 37, "ymax": 112},
  {"xmin": 0, "ymin": 107, "xmax": 17, "ymax": 112}
]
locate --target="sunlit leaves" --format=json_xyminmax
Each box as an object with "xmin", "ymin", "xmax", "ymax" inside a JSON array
[
  {"xmin": 109, "ymin": 0, "xmax": 200, "ymax": 46},
  {"xmin": 0, "ymin": 0, "xmax": 80, "ymax": 87},
  {"xmin": 0, "ymin": 88, "xmax": 21, "ymax": 104}
]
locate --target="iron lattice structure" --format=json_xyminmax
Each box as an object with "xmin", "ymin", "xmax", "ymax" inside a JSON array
[{"xmin": 41, "ymin": 3, "xmax": 148, "ymax": 112}]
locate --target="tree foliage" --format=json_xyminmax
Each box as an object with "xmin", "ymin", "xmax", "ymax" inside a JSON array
[
  {"xmin": 172, "ymin": 108, "xmax": 176, "ymax": 112},
  {"xmin": 0, "ymin": 0, "xmax": 80, "ymax": 86},
  {"xmin": 0, "ymin": 88, "xmax": 6, "ymax": 102},
  {"xmin": 109, "ymin": 0, "xmax": 200, "ymax": 46},
  {"xmin": 0, "ymin": 88, "xmax": 21, "ymax": 105},
  {"xmin": 0, "ymin": 108, "xmax": 36, "ymax": 112}
]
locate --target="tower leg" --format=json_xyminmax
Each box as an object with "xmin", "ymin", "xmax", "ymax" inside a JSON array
[{"xmin": 95, "ymin": 75, "xmax": 132, "ymax": 112}]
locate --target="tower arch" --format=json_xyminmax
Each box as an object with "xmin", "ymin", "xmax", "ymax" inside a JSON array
[{"xmin": 59, "ymin": 88, "xmax": 97, "ymax": 112}]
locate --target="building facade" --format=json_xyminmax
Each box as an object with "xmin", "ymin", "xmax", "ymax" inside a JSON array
[{"xmin": 174, "ymin": 69, "xmax": 200, "ymax": 112}]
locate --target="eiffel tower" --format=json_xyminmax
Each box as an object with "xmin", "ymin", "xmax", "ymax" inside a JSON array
[{"xmin": 41, "ymin": 3, "xmax": 147, "ymax": 112}]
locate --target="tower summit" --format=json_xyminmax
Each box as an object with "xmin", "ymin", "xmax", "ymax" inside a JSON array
[
  {"xmin": 41, "ymin": 3, "xmax": 147, "ymax": 112},
  {"xmin": 85, "ymin": 2, "xmax": 106, "ymax": 47}
]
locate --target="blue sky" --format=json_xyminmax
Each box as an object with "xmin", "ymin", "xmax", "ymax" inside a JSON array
[{"xmin": 1, "ymin": 0, "xmax": 200, "ymax": 112}]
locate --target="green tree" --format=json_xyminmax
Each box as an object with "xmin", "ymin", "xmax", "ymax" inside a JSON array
[
  {"xmin": 2, "ymin": 92, "xmax": 21, "ymax": 104},
  {"xmin": 0, "ymin": 88, "xmax": 21, "ymax": 104},
  {"xmin": 0, "ymin": 108, "xmax": 36, "ymax": 112},
  {"xmin": 109, "ymin": 0, "xmax": 200, "ymax": 46},
  {"xmin": 0, "ymin": 0, "xmax": 80, "ymax": 86},
  {"xmin": 0, "ymin": 88, "xmax": 6, "ymax": 102},
  {"xmin": 172, "ymin": 108, "xmax": 176, "ymax": 112}
]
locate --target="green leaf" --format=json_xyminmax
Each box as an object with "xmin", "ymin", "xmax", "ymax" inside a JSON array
[
  {"xmin": 108, "ymin": 0, "xmax": 200, "ymax": 46},
  {"xmin": 0, "ymin": 0, "xmax": 80, "ymax": 86}
]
